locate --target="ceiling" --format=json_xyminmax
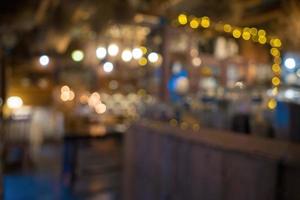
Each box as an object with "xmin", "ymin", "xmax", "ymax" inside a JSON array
[{"xmin": 0, "ymin": 0, "xmax": 299, "ymax": 61}]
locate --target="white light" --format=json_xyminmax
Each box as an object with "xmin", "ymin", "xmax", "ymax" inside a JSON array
[
  {"xmin": 148, "ymin": 52, "xmax": 159, "ymax": 63},
  {"xmin": 39, "ymin": 55, "xmax": 49, "ymax": 66},
  {"xmin": 108, "ymin": 44, "xmax": 119, "ymax": 56},
  {"xmin": 103, "ymin": 62, "xmax": 114, "ymax": 73},
  {"xmin": 285, "ymin": 58, "xmax": 296, "ymax": 69},
  {"xmin": 96, "ymin": 47, "xmax": 107, "ymax": 59},
  {"xmin": 132, "ymin": 48, "xmax": 143, "ymax": 60},
  {"xmin": 72, "ymin": 50, "xmax": 84, "ymax": 62},
  {"xmin": 121, "ymin": 49, "xmax": 132, "ymax": 62},
  {"xmin": 285, "ymin": 89, "xmax": 295, "ymax": 99},
  {"xmin": 7, "ymin": 96, "xmax": 23, "ymax": 109}
]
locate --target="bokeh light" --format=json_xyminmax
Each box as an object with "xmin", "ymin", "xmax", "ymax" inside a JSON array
[
  {"xmin": 96, "ymin": 47, "xmax": 107, "ymax": 59},
  {"xmin": 71, "ymin": 50, "xmax": 84, "ymax": 62},
  {"xmin": 103, "ymin": 62, "xmax": 114, "ymax": 73},
  {"xmin": 122, "ymin": 49, "xmax": 133, "ymax": 62},
  {"xmin": 108, "ymin": 44, "xmax": 119, "ymax": 56},
  {"xmin": 39, "ymin": 55, "xmax": 50, "ymax": 66},
  {"xmin": 148, "ymin": 52, "xmax": 159, "ymax": 63},
  {"xmin": 7, "ymin": 96, "xmax": 23, "ymax": 109}
]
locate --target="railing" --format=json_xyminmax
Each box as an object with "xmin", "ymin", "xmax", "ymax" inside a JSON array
[{"xmin": 123, "ymin": 120, "xmax": 300, "ymax": 200}]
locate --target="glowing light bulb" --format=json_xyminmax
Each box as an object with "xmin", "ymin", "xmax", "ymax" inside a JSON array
[
  {"xmin": 284, "ymin": 58, "xmax": 296, "ymax": 69},
  {"xmin": 7, "ymin": 96, "xmax": 23, "ymax": 109},
  {"xmin": 148, "ymin": 52, "xmax": 159, "ymax": 63},
  {"xmin": 139, "ymin": 57, "xmax": 148, "ymax": 66},
  {"xmin": 201, "ymin": 17, "xmax": 210, "ymax": 28},
  {"xmin": 132, "ymin": 48, "xmax": 143, "ymax": 60},
  {"xmin": 178, "ymin": 14, "xmax": 188, "ymax": 25},
  {"xmin": 190, "ymin": 19, "xmax": 199, "ymax": 29},
  {"xmin": 39, "ymin": 55, "xmax": 49, "ymax": 66},
  {"xmin": 96, "ymin": 47, "xmax": 107, "ymax": 59},
  {"xmin": 121, "ymin": 49, "xmax": 132, "ymax": 62},
  {"xmin": 72, "ymin": 50, "xmax": 84, "ymax": 62},
  {"xmin": 232, "ymin": 29, "xmax": 241, "ymax": 38},
  {"xmin": 192, "ymin": 57, "xmax": 202, "ymax": 67},
  {"xmin": 95, "ymin": 103, "xmax": 106, "ymax": 114},
  {"xmin": 103, "ymin": 62, "xmax": 114, "ymax": 73},
  {"xmin": 108, "ymin": 44, "xmax": 119, "ymax": 56}
]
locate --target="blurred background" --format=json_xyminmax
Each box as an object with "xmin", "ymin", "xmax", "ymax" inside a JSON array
[{"xmin": 1, "ymin": 0, "xmax": 300, "ymax": 199}]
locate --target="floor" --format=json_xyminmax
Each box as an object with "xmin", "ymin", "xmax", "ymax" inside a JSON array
[{"xmin": 3, "ymin": 136, "xmax": 123, "ymax": 200}]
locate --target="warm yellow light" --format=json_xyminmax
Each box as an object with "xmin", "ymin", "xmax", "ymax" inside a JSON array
[
  {"xmin": 274, "ymin": 56, "xmax": 282, "ymax": 64},
  {"xmin": 223, "ymin": 24, "xmax": 232, "ymax": 32},
  {"xmin": 272, "ymin": 64, "xmax": 281, "ymax": 73},
  {"xmin": 250, "ymin": 28, "xmax": 257, "ymax": 35},
  {"xmin": 233, "ymin": 29, "xmax": 241, "ymax": 38},
  {"xmin": 178, "ymin": 14, "xmax": 188, "ymax": 25},
  {"xmin": 95, "ymin": 103, "xmax": 106, "ymax": 114},
  {"xmin": 139, "ymin": 57, "xmax": 148, "ymax": 66},
  {"xmin": 242, "ymin": 31, "xmax": 251, "ymax": 40},
  {"xmin": 268, "ymin": 99, "xmax": 277, "ymax": 110},
  {"xmin": 60, "ymin": 92, "xmax": 69, "ymax": 102},
  {"xmin": 258, "ymin": 36, "xmax": 267, "ymax": 44},
  {"xmin": 190, "ymin": 19, "xmax": 199, "ymax": 29},
  {"xmin": 61, "ymin": 85, "xmax": 70, "ymax": 93},
  {"xmin": 71, "ymin": 50, "xmax": 84, "ymax": 62},
  {"xmin": 270, "ymin": 48, "xmax": 280, "ymax": 57},
  {"xmin": 273, "ymin": 38, "xmax": 282, "ymax": 48},
  {"xmin": 201, "ymin": 17, "xmax": 210, "ymax": 28},
  {"xmin": 7, "ymin": 96, "xmax": 23, "ymax": 109},
  {"xmin": 272, "ymin": 77, "xmax": 281, "ymax": 86},
  {"xmin": 140, "ymin": 46, "xmax": 147, "ymax": 54},
  {"xmin": 69, "ymin": 91, "xmax": 75, "ymax": 101},
  {"xmin": 258, "ymin": 29, "xmax": 266, "ymax": 36}
]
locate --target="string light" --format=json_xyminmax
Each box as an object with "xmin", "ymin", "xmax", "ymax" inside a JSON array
[
  {"xmin": 200, "ymin": 16, "xmax": 210, "ymax": 28},
  {"xmin": 242, "ymin": 31, "xmax": 251, "ymax": 40},
  {"xmin": 190, "ymin": 18, "xmax": 199, "ymax": 29},
  {"xmin": 268, "ymin": 99, "xmax": 277, "ymax": 110},
  {"xmin": 223, "ymin": 24, "xmax": 232, "ymax": 32},
  {"xmin": 175, "ymin": 14, "xmax": 283, "ymax": 98},
  {"xmin": 178, "ymin": 14, "xmax": 188, "ymax": 25},
  {"xmin": 233, "ymin": 29, "xmax": 241, "ymax": 38},
  {"xmin": 139, "ymin": 57, "xmax": 148, "ymax": 66},
  {"xmin": 272, "ymin": 77, "xmax": 281, "ymax": 86}
]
